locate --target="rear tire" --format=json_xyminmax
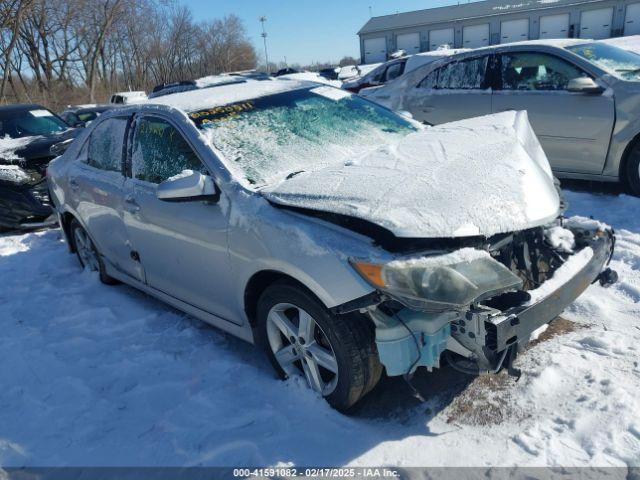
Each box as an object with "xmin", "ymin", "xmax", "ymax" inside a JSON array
[
  {"xmin": 255, "ymin": 280, "xmax": 381, "ymax": 411},
  {"xmin": 623, "ymin": 143, "xmax": 640, "ymax": 196},
  {"xmin": 69, "ymin": 218, "xmax": 118, "ymax": 285}
]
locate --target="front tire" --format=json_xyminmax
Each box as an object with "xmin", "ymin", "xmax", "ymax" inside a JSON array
[
  {"xmin": 69, "ymin": 218, "xmax": 118, "ymax": 285},
  {"xmin": 624, "ymin": 144, "xmax": 640, "ymax": 196},
  {"xmin": 255, "ymin": 280, "xmax": 381, "ymax": 411}
]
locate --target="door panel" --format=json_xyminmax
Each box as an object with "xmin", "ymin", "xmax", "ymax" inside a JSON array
[
  {"xmin": 463, "ymin": 24, "xmax": 490, "ymax": 48},
  {"xmin": 429, "ymin": 28, "xmax": 454, "ymax": 50},
  {"xmin": 364, "ymin": 37, "xmax": 387, "ymax": 64},
  {"xmin": 72, "ymin": 117, "xmax": 142, "ymax": 281},
  {"xmin": 492, "ymin": 52, "xmax": 614, "ymax": 174},
  {"xmin": 407, "ymin": 55, "xmax": 492, "ymax": 125},
  {"xmin": 625, "ymin": 3, "xmax": 640, "ymax": 35},
  {"xmin": 501, "ymin": 19, "xmax": 529, "ymax": 43},
  {"xmin": 540, "ymin": 13, "xmax": 570, "ymax": 39},
  {"xmin": 580, "ymin": 8, "xmax": 613, "ymax": 39},
  {"xmin": 397, "ymin": 33, "xmax": 420, "ymax": 54},
  {"xmin": 123, "ymin": 115, "xmax": 236, "ymax": 322}
]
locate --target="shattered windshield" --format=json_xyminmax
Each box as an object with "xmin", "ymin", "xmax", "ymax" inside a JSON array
[
  {"xmin": 0, "ymin": 108, "xmax": 68, "ymax": 139},
  {"xmin": 189, "ymin": 86, "xmax": 416, "ymax": 185},
  {"xmin": 567, "ymin": 42, "xmax": 640, "ymax": 80}
]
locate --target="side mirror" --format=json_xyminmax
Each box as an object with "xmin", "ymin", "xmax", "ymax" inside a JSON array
[
  {"xmin": 157, "ymin": 170, "xmax": 220, "ymax": 203},
  {"xmin": 73, "ymin": 120, "xmax": 86, "ymax": 128},
  {"xmin": 567, "ymin": 77, "xmax": 605, "ymax": 94}
]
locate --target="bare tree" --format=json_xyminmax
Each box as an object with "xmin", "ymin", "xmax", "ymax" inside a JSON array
[{"xmin": 0, "ymin": 0, "xmax": 258, "ymax": 109}]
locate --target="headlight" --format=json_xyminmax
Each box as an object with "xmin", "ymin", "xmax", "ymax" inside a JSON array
[{"xmin": 351, "ymin": 248, "xmax": 523, "ymax": 310}]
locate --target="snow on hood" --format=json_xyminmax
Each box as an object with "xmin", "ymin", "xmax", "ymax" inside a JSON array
[
  {"xmin": 0, "ymin": 164, "xmax": 30, "ymax": 183},
  {"xmin": 262, "ymin": 111, "xmax": 560, "ymax": 239},
  {"xmin": 0, "ymin": 135, "xmax": 37, "ymax": 162}
]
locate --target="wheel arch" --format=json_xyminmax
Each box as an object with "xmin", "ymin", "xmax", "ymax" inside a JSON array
[
  {"xmin": 618, "ymin": 130, "xmax": 640, "ymax": 184},
  {"xmin": 60, "ymin": 211, "xmax": 78, "ymax": 253},
  {"xmin": 243, "ymin": 270, "xmax": 327, "ymax": 328}
]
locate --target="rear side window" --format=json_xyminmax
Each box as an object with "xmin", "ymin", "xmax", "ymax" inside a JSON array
[
  {"xmin": 131, "ymin": 116, "xmax": 204, "ymax": 184},
  {"xmin": 438, "ymin": 56, "xmax": 488, "ymax": 89},
  {"xmin": 86, "ymin": 117, "xmax": 128, "ymax": 172},
  {"xmin": 500, "ymin": 52, "xmax": 588, "ymax": 91},
  {"xmin": 418, "ymin": 56, "xmax": 488, "ymax": 89}
]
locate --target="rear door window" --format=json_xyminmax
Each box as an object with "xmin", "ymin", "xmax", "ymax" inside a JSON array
[
  {"xmin": 131, "ymin": 116, "xmax": 204, "ymax": 184},
  {"xmin": 86, "ymin": 117, "xmax": 128, "ymax": 172},
  {"xmin": 437, "ymin": 56, "xmax": 489, "ymax": 89},
  {"xmin": 417, "ymin": 56, "xmax": 489, "ymax": 89}
]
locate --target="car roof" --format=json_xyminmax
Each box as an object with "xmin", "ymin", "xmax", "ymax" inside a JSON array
[
  {"xmin": 463, "ymin": 38, "xmax": 591, "ymax": 56},
  {"xmin": 0, "ymin": 103, "xmax": 46, "ymax": 114},
  {"xmin": 144, "ymin": 77, "xmax": 318, "ymax": 113},
  {"xmin": 64, "ymin": 104, "xmax": 115, "ymax": 113}
]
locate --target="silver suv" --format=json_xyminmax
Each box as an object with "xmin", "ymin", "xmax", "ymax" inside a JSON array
[
  {"xmin": 365, "ymin": 39, "xmax": 640, "ymax": 195},
  {"xmin": 48, "ymin": 78, "xmax": 616, "ymax": 410}
]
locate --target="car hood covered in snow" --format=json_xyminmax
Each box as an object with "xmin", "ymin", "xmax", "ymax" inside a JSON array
[{"xmin": 261, "ymin": 110, "xmax": 560, "ymax": 239}]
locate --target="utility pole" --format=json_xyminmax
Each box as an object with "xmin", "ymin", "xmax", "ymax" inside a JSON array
[{"xmin": 259, "ymin": 16, "xmax": 270, "ymax": 73}]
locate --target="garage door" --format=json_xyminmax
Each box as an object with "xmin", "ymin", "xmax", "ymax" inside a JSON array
[
  {"xmin": 500, "ymin": 18, "xmax": 529, "ymax": 43},
  {"xmin": 396, "ymin": 32, "xmax": 420, "ymax": 54},
  {"xmin": 580, "ymin": 8, "xmax": 613, "ymax": 39},
  {"xmin": 539, "ymin": 13, "xmax": 570, "ymax": 39},
  {"xmin": 463, "ymin": 24, "xmax": 490, "ymax": 48},
  {"xmin": 625, "ymin": 3, "xmax": 640, "ymax": 35},
  {"xmin": 364, "ymin": 37, "xmax": 387, "ymax": 64},
  {"xmin": 429, "ymin": 28, "xmax": 454, "ymax": 50}
]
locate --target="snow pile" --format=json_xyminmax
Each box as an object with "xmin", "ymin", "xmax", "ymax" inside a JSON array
[
  {"xmin": 0, "ymin": 135, "xmax": 34, "ymax": 162},
  {"xmin": 264, "ymin": 110, "xmax": 560, "ymax": 238},
  {"xmin": 526, "ymin": 246, "xmax": 593, "ymax": 304},
  {"xmin": 279, "ymin": 72, "xmax": 342, "ymax": 88},
  {"xmin": 545, "ymin": 225, "xmax": 575, "ymax": 252},
  {"xmin": 600, "ymin": 35, "xmax": 640, "ymax": 55},
  {"xmin": 0, "ymin": 165, "xmax": 30, "ymax": 183},
  {"xmin": 148, "ymin": 78, "xmax": 312, "ymax": 112},
  {"xmin": 0, "ymin": 188, "xmax": 638, "ymax": 468},
  {"xmin": 387, "ymin": 248, "xmax": 490, "ymax": 270}
]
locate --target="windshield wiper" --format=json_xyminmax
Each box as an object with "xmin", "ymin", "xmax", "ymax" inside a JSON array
[{"xmin": 285, "ymin": 170, "xmax": 305, "ymax": 180}]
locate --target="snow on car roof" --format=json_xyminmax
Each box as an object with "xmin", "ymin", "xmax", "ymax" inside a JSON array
[
  {"xmin": 453, "ymin": 38, "xmax": 592, "ymax": 57},
  {"xmin": 144, "ymin": 78, "xmax": 317, "ymax": 112},
  {"xmin": 600, "ymin": 35, "xmax": 640, "ymax": 55}
]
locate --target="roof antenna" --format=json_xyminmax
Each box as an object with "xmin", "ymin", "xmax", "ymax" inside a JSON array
[{"xmin": 369, "ymin": 5, "xmax": 372, "ymax": 17}]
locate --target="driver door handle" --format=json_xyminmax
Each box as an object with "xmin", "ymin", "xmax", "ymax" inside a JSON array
[{"xmin": 69, "ymin": 178, "xmax": 80, "ymax": 190}]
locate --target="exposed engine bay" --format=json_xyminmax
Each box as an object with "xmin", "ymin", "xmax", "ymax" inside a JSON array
[{"xmin": 344, "ymin": 219, "xmax": 617, "ymax": 380}]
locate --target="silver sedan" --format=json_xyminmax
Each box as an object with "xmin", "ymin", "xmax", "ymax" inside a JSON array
[
  {"xmin": 363, "ymin": 39, "xmax": 640, "ymax": 196},
  {"xmin": 48, "ymin": 78, "xmax": 616, "ymax": 410}
]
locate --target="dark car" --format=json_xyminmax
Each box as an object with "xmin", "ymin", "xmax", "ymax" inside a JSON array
[
  {"xmin": 273, "ymin": 67, "xmax": 299, "ymax": 77},
  {"xmin": 0, "ymin": 103, "xmax": 78, "ymax": 230},
  {"xmin": 59, "ymin": 104, "xmax": 117, "ymax": 128},
  {"xmin": 317, "ymin": 67, "xmax": 339, "ymax": 81}
]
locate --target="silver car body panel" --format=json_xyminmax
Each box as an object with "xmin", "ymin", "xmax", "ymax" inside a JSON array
[{"xmin": 366, "ymin": 40, "xmax": 640, "ymax": 181}]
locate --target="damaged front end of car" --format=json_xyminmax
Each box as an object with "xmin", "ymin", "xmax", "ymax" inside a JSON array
[
  {"xmin": 0, "ymin": 160, "xmax": 57, "ymax": 230},
  {"xmin": 346, "ymin": 218, "xmax": 617, "ymax": 378}
]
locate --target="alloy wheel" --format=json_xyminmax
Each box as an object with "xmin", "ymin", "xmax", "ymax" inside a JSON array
[
  {"xmin": 73, "ymin": 227, "xmax": 99, "ymax": 271},
  {"xmin": 266, "ymin": 302, "xmax": 339, "ymax": 396}
]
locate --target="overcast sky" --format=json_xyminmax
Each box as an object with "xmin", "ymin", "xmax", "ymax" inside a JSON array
[{"xmin": 178, "ymin": 0, "xmax": 466, "ymax": 65}]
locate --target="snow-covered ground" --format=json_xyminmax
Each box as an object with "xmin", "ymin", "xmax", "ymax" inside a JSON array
[{"xmin": 0, "ymin": 187, "xmax": 638, "ymax": 468}]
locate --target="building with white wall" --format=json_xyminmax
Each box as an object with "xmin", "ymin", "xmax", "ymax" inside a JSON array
[{"xmin": 358, "ymin": 0, "xmax": 640, "ymax": 63}]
